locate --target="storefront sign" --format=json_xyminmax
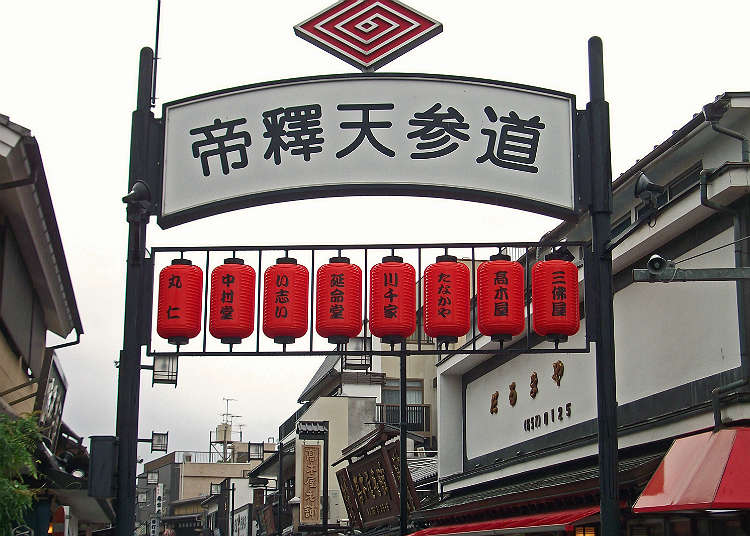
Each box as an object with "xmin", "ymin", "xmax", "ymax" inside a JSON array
[
  {"xmin": 161, "ymin": 75, "xmax": 576, "ymax": 227},
  {"xmin": 465, "ymin": 340, "xmax": 596, "ymax": 461},
  {"xmin": 232, "ymin": 504, "xmax": 251, "ymax": 536},
  {"xmin": 337, "ymin": 441, "xmax": 419, "ymax": 529},
  {"xmin": 345, "ymin": 446, "xmax": 399, "ymax": 528},
  {"xmin": 301, "ymin": 444, "xmax": 321, "ymax": 524},
  {"xmin": 336, "ymin": 467, "xmax": 363, "ymax": 529}
]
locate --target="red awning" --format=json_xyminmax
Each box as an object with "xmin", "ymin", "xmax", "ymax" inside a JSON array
[
  {"xmin": 633, "ymin": 427, "xmax": 750, "ymax": 513},
  {"xmin": 410, "ymin": 506, "xmax": 600, "ymax": 536}
]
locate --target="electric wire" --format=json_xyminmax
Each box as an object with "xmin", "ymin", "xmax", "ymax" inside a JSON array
[{"xmin": 674, "ymin": 234, "xmax": 750, "ymax": 264}]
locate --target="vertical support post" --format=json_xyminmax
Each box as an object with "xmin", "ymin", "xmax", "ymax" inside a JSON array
[
  {"xmin": 277, "ymin": 436, "xmax": 284, "ymax": 536},
  {"xmin": 231, "ymin": 483, "xmax": 236, "ymax": 536},
  {"xmin": 399, "ymin": 341, "xmax": 408, "ymax": 536},
  {"xmin": 735, "ymin": 198, "xmax": 750, "ymax": 380},
  {"xmin": 587, "ymin": 36, "xmax": 620, "ymax": 536},
  {"xmin": 115, "ymin": 47, "xmax": 154, "ymax": 536},
  {"xmin": 322, "ymin": 425, "xmax": 329, "ymax": 535}
]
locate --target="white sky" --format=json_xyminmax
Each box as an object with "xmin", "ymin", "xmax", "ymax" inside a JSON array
[{"xmin": 2, "ymin": 0, "xmax": 749, "ymax": 464}]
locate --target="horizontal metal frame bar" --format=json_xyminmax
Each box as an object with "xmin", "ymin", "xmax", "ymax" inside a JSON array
[
  {"xmin": 146, "ymin": 240, "xmax": 589, "ymax": 359},
  {"xmin": 151, "ymin": 240, "xmax": 586, "ymax": 253},
  {"xmin": 149, "ymin": 348, "xmax": 592, "ymax": 358},
  {"xmin": 633, "ymin": 267, "xmax": 750, "ymax": 282}
]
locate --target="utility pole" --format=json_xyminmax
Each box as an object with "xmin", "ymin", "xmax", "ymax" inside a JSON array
[
  {"xmin": 588, "ymin": 36, "xmax": 620, "ymax": 535},
  {"xmin": 116, "ymin": 47, "xmax": 156, "ymax": 536}
]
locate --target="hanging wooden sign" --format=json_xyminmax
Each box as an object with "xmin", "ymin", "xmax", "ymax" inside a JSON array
[{"xmin": 300, "ymin": 444, "xmax": 322, "ymax": 525}]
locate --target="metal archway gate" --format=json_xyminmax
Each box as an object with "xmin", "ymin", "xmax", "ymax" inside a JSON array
[{"xmin": 116, "ymin": 38, "xmax": 618, "ymax": 536}]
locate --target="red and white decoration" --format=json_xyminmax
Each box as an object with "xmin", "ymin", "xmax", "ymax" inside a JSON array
[
  {"xmin": 477, "ymin": 254, "xmax": 525, "ymax": 341},
  {"xmin": 263, "ymin": 258, "xmax": 310, "ymax": 344},
  {"xmin": 294, "ymin": 0, "xmax": 443, "ymax": 72},
  {"xmin": 156, "ymin": 259, "xmax": 203, "ymax": 345},
  {"xmin": 423, "ymin": 255, "xmax": 470, "ymax": 344},
  {"xmin": 316, "ymin": 257, "xmax": 362, "ymax": 344},
  {"xmin": 369, "ymin": 256, "xmax": 416, "ymax": 344},
  {"xmin": 209, "ymin": 258, "xmax": 255, "ymax": 344}
]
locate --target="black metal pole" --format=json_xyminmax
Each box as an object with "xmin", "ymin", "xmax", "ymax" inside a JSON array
[
  {"xmin": 115, "ymin": 47, "xmax": 154, "ymax": 536},
  {"xmin": 587, "ymin": 36, "xmax": 620, "ymax": 536},
  {"xmin": 277, "ymin": 436, "xmax": 283, "ymax": 536},
  {"xmin": 231, "ymin": 483, "xmax": 236, "ymax": 536},
  {"xmin": 399, "ymin": 341, "xmax": 408, "ymax": 536},
  {"xmin": 322, "ymin": 426, "xmax": 329, "ymax": 534}
]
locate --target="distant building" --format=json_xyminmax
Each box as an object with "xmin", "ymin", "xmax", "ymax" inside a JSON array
[{"xmin": 137, "ymin": 441, "xmax": 275, "ymax": 536}]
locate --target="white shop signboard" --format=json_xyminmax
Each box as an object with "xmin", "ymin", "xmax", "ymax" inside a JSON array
[
  {"xmin": 161, "ymin": 74, "xmax": 576, "ymax": 227},
  {"xmin": 465, "ymin": 331, "xmax": 596, "ymax": 461}
]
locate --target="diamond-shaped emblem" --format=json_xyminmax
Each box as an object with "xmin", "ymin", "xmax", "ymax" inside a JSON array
[{"xmin": 295, "ymin": 0, "xmax": 443, "ymax": 72}]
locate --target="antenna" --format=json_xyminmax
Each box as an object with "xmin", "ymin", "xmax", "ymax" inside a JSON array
[{"xmin": 151, "ymin": 0, "xmax": 162, "ymax": 107}]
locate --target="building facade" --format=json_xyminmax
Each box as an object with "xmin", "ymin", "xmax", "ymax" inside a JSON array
[{"xmin": 416, "ymin": 93, "xmax": 750, "ymax": 535}]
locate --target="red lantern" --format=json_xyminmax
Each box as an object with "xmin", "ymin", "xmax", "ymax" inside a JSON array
[
  {"xmin": 156, "ymin": 259, "xmax": 203, "ymax": 345},
  {"xmin": 369, "ymin": 256, "xmax": 416, "ymax": 344},
  {"xmin": 423, "ymin": 255, "xmax": 470, "ymax": 344},
  {"xmin": 316, "ymin": 257, "xmax": 362, "ymax": 344},
  {"xmin": 477, "ymin": 254, "xmax": 525, "ymax": 341},
  {"xmin": 209, "ymin": 258, "xmax": 255, "ymax": 344},
  {"xmin": 262, "ymin": 258, "xmax": 309, "ymax": 344},
  {"xmin": 532, "ymin": 258, "xmax": 579, "ymax": 339}
]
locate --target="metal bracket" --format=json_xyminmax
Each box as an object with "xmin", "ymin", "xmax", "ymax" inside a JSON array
[{"xmin": 633, "ymin": 267, "xmax": 750, "ymax": 282}]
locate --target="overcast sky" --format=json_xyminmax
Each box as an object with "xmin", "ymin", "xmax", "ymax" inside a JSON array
[{"xmin": 2, "ymin": 0, "xmax": 749, "ymax": 464}]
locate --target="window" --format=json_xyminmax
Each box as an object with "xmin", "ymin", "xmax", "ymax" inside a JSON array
[
  {"xmin": 248, "ymin": 442, "xmax": 264, "ymax": 460},
  {"xmin": 575, "ymin": 527, "xmax": 596, "ymax": 536},
  {"xmin": 610, "ymin": 214, "xmax": 632, "ymax": 239},
  {"xmin": 382, "ymin": 379, "xmax": 423, "ymax": 405}
]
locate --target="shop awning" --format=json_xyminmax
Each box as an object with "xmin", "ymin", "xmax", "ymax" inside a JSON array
[
  {"xmin": 633, "ymin": 427, "xmax": 750, "ymax": 513},
  {"xmin": 410, "ymin": 506, "xmax": 599, "ymax": 536}
]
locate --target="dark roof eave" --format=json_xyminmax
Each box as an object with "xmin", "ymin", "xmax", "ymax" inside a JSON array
[{"xmin": 23, "ymin": 137, "xmax": 83, "ymax": 335}]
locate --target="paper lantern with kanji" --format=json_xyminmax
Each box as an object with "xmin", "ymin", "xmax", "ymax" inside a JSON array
[
  {"xmin": 209, "ymin": 258, "xmax": 255, "ymax": 344},
  {"xmin": 316, "ymin": 257, "xmax": 362, "ymax": 344},
  {"xmin": 477, "ymin": 254, "xmax": 525, "ymax": 341},
  {"xmin": 423, "ymin": 255, "xmax": 470, "ymax": 343},
  {"xmin": 157, "ymin": 259, "xmax": 203, "ymax": 345},
  {"xmin": 369, "ymin": 256, "xmax": 416, "ymax": 344},
  {"xmin": 262, "ymin": 258, "xmax": 309, "ymax": 344},
  {"xmin": 532, "ymin": 259, "xmax": 579, "ymax": 339}
]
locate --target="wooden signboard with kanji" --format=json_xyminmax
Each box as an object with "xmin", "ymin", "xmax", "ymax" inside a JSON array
[
  {"xmin": 336, "ymin": 467, "xmax": 363, "ymax": 530},
  {"xmin": 300, "ymin": 444, "xmax": 321, "ymax": 524}
]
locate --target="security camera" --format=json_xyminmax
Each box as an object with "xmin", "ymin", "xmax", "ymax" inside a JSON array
[{"xmin": 647, "ymin": 254, "xmax": 673, "ymax": 275}]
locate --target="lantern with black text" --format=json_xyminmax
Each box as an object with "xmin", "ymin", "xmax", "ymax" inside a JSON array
[
  {"xmin": 477, "ymin": 254, "xmax": 525, "ymax": 341},
  {"xmin": 157, "ymin": 259, "xmax": 203, "ymax": 345},
  {"xmin": 209, "ymin": 258, "xmax": 255, "ymax": 344},
  {"xmin": 532, "ymin": 258, "xmax": 579, "ymax": 340},
  {"xmin": 369, "ymin": 256, "xmax": 416, "ymax": 344},
  {"xmin": 423, "ymin": 255, "xmax": 470, "ymax": 344},
  {"xmin": 263, "ymin": 258, "xmax": 309, "ymax": 344},
  {"xmin": 316, "ymin": 257, "xmax": 362, "ymax": 344}
]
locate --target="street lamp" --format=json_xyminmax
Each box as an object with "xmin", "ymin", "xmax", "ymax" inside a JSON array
[{"xmin": 138, "ymin": 431, "xmax": 169, "ymax": 453}]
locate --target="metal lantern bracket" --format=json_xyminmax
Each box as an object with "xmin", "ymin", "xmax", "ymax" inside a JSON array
[{"xmin": 144, "ymin": 241, "xmax": 591, "ymax": 359}]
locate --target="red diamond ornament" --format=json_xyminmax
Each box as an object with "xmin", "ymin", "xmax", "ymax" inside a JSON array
[{"xmin": 295, "ymin": 0, "xmax": 443, "ymax": 71}]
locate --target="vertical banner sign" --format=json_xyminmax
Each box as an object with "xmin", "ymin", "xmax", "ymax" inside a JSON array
[{"xmin": 301, "ymin": 445, "xmax": 322, "ymax": 524}]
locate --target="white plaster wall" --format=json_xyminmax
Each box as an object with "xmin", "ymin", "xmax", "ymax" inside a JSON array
[{"xmin": 452, "ymin": 227, "xmax": 742, "ymax": 483}]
